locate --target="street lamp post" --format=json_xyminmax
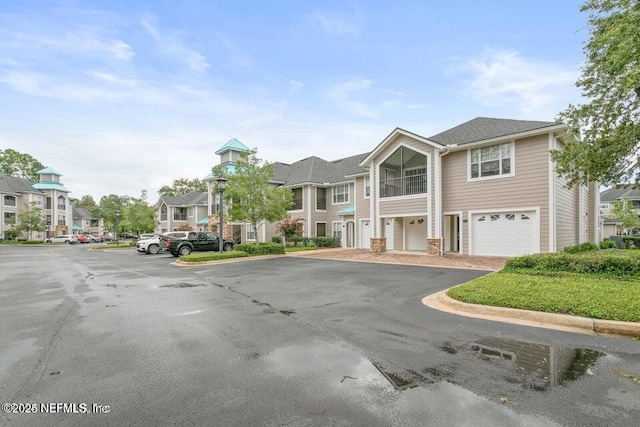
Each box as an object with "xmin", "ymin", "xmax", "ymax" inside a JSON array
[
  {"xmin": 216, "ymin": 177, "xmax": 227, "ymax": 253},
  {"xmin": 115, "ymin": 210, "xmax": 121, "ymax": 245}
]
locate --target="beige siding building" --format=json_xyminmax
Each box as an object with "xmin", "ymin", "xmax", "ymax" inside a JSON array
[{"xmin": 155, "ymin": 117, "xmax": 599, "ymax": 255}]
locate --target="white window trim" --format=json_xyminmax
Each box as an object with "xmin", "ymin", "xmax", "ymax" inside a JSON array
[
  {"xmin": 467, "ymin": 141, "xmax": 516, "ymax": 182},
  {"xmin": 363, "ymin": 176, "xmax": 370, "ymax": 199},
  {"xmin": 246, "ymin": 223, "xmax": 256, "ymax": 241},
  {"xmin": 315, "ymin": 187, "xmax": 327, "ymax": 212},
  {"xmin": 332, "ymin": 184, "xmax": 350, "ymax": 205},
  {"xmin": 332, "ymin": 221, "xmax": 343, "ymax": 238},
  {"xmin": 315, "ymin": 221, "xmax": 327, "ymax": 237},
  {"xmin": 188, "ymin": 207, "xmax": 194, "ymax": 218},
  {"xmin": 3, "ymin": 195, "xmax": 17, "ymax": 207}
]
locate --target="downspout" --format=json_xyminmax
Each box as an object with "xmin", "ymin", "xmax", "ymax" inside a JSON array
[{"xmin": 437, "ymin": 147, "xmax": 451, "ymax": 255}]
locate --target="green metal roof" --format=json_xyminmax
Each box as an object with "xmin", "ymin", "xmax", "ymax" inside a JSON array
[
  {"xmin": 203, "ymin": 163, "xmax": 237, "ymax": 181},
  {"xmin": 336, "ymin": 205, "xmax": 354, "ymax": 216},
  {"xmin": 72, "ymin": 225, "xmax": 82, "ymax": 230},
  {"xmin": 196, "ymin": 217, "xmax": 209, "ymax": 225},
  {"xmin": 215, "ymin": 138, "xmax": 252, "ymax": 155},
  {"xmin": 33, "ymin": 182, "xmax": 70, "ymax": 192},
  {"xmin": 37, "ymin": 166, "xmax": 63, "ymax": 176}
]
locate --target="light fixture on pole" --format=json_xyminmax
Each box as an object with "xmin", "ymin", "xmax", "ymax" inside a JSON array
[
  {"xmin": 216, "ymin": 177, "xmax": 227, "ymax": 253},
  {"xmin": 115, "ymin": 210, "xmax": 121, "ymax": 245}
]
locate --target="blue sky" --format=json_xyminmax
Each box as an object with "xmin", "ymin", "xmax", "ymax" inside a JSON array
[{"xmin": 0, "ymin": 0, "xmax": 589, "ymax": 201}]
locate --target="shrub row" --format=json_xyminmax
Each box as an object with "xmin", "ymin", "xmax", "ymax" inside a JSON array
[
  {"xmin": 599, "ymin": 238, "xmax": 618, "ymax": 249},
  {"xmin": 180, "ymin": 250, "xmax": 249, "ymax": 263},
  {"xmin": 504, "ymin": 252, "xmax": 640, "ymax": 278},
  {"xmin": 278, "ymin": 236, "xmax": 337, "ymax": 247},
  {"xmin": 563, "ymin": 242, "xmax": 598, "ymax": 253},
  {"xmin": 235, "ymin": 242, "xmax": 285, "ymax": 255},
  {"xmin": 622, "ymin": 236, "xmax": 640, "ymax": 249}
]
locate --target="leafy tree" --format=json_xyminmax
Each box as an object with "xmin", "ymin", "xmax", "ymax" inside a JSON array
[
  {"xmin": 610, "ymin": 197, "xmax": 640, "ymax": 234},
  {"xmin": 212, "ymin": 150, "xmax": 294, "ymax": 242},
  {"xmin": 77, "ymin": 195, "xmax": 97, "ymax": 209},
  {"xmin": 93, "ymin": 194, "xmax": 131, "ymax": 235},
  {"xmin": 158, "ymin": 178, "xmax": 206, "ymax": 196},
  {"xmin": 552, "ymin": 0, "xmax": 640, "ymax": 188},
  {"xmin": 276, "ymin": 216, "xmax": 305, "ymax": 240},
  {"xmin": 0, "ymin": 149, "xmax": 45, "ymax": 182},
  {"xmin": 121, "ymin": 197, "xmax": 157, "ymax": 235},
  {"xmin": 15, "ymin": 202, "xmax": 46, "ymax": 240}
]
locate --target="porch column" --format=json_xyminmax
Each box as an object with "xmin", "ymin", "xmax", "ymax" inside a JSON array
[
  {"xmin": 370, "ymin": 237, "xmax": 386, "ymax": 254},
  {"xmin": 426, "ymin": 238, "xmax": 443, "ymax": 256}
]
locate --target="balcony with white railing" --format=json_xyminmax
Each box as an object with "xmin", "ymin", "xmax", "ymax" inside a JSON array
[{"xmin": 380, "ymin": 174, "xmax": 428, "ymax": 198}]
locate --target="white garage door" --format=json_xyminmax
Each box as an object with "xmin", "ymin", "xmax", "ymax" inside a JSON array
[
  {"xmin": 471, "ymin": 211, "xmax": 537, "ymax": 256},
  {"xmin": 360, "ymin": 220, "xmax": 371, "ymax": 249},
  {"xmin": 405, "ymin": 216, "xmax": 428, "ymax": 251}
]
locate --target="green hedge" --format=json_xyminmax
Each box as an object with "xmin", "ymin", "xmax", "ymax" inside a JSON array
[
  {"xmin": 504, "ymin": 252, "xmax": 640, "ymax": 278},
  {"xmin": 599, "ymin": 239, "xmax": 618, "ymax": 249},
  {"xmin": 286, "ymin": 236, "xmax": 336, "ymax": 248},
  {"xmin": 235, "ymin": 243, "xmax": 285, "ymax": 255},
  {"xmin": 180, "ymin": 250, "xmax": 249, "ymax": 263},
  {"xmin": 563, "ymin": 242, "xmax": 598, "ymax": 253},
  {"xmin": 622, "ymin": 236, "xmax": 640, "ymax": 249}
]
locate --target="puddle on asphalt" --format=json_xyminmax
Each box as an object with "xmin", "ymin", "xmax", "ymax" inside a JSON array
[
  {"xmin": 264, "ymin": 340, "xmax": 557, "ymax": 426},
  {"xmin": 472, "ymin": 337, "xmax": 603, "ymax": 390},
  {"xmin": 159, "ymin": 283, "xmax": 208, "ymax": 288}
]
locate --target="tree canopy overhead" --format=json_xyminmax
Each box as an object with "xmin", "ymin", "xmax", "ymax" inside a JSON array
[
  {"xmin": 0, "ymin": 149, "xmax": 45, "ymax": 182},
  {"xmin": 553, "ymin": 0, "xmax": 640, "ymax": 188},
  {"xmin": 158, "ymin": 178, "xmax": 206, "ymax": 197}
]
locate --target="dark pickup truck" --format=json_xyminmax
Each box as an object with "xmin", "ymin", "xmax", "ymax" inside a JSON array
[{"xmin": 166, "ymin": 231, "xmax": 234, "ymax": 257}]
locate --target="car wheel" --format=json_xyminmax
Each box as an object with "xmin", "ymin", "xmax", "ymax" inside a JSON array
[
  {"xmin": 223, "ymin": 243, "xmax": 233, "ymax": 252},
  {"xmin": 147, "ymin": 244, "xmax": 159, "ymax": 254},
  {"xmin": 179, "ymin": 246, "xmax": 192, "ymax": 256}
]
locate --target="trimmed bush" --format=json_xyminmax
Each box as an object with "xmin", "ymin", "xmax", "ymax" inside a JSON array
[
  {"xmin": 563, "ymin": 242, "xmax": 598, "ymax": 254},
  {"xmin": 180, "ymin": 250, "xmax": 249, "ymax": 263},
  {"xmin": 313, "ymin": 237, "xmax": 336, "ymax": 247},
  {"xmin": 599, "ymin": 238, "xmax": 618, "ymax": 250},
  {"xmin": 20, "ymin": 240, "xmax": 45, "ymax": 245},
  {"xmin": 272, "ymin": 236, "xmax": 282, "ymax": 243},
  {"xmin": 235, "ymin": 242, "xmax": 285, "ymax": 255},
  {"xmin": 622, "ymin": 236, "xmax": 640, "ymax": 249},
  {"xmin": 504, "ymin": 252, "xmax": 640, "ymax": 278}
]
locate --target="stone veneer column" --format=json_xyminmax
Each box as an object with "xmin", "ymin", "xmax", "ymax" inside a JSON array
[
  {"xmin": 370, "ymin": 237, "xmax": 387, "ymax": 254},
  {"xmin": 426, "ymin": 238, "xmax": 442, "ymax": 256}
]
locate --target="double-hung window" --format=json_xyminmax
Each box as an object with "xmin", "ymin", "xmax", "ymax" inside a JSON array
[
  {"xmin": 332, "ymin": 184, "xmax": 349, "ymax": 204},
  {"xmin": 469, "ymin": 142, "xmax": 513, "ymax": 179}
]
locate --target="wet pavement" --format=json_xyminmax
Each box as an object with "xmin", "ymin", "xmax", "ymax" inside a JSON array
[{"xmin": 1, "ymin": 245, "xmax": 639, "ymax": 426}]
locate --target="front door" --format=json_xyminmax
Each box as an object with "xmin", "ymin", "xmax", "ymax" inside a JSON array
[
  {"xmin": 444, "ymin": 214, "xmax": 460, "ymax": 252},
  {"xmin": 385, "ymin": 218, "xmax": 394, "ymax": 250},
  {"xmin": 360, "ymin": 220, "xmax": 371, "ymax": 249},
  {"xmin": 346, "ymin": 221, "xmax": 355, "ymax": 248}
]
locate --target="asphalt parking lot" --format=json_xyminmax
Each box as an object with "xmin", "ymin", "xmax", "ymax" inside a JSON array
[{"xmin": 1, "ymin": 245, "xmax": 639, "ymax": 426}]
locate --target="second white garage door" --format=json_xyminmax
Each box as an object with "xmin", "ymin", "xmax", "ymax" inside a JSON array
[{"xmin": 470, "ymin": 211, "xmax": 538, "ymax": 256}]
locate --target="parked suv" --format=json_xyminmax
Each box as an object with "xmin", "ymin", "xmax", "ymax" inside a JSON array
[
  {"xmin": 136, "ymin": 234, "xmax": 166, "ymax": 254},
  {"xmin": 47, "ymin": 235, "xmax": 77, "ymax": 244}
]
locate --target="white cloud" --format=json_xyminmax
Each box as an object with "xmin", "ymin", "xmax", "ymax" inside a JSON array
[
  {"xmin": 141, "ymin": 16, "xmax": 209, "ymax": 71},
  {"xmin": 310, "ymin": 8, "xmax": 361, "ymax": 36},
  {"xmin": 450, "ymin": 49, "xmax": 579, "ymax": 118},
  {"xmin": 326, "ymin": 78, "xmax": 378, "ymax": 118}
]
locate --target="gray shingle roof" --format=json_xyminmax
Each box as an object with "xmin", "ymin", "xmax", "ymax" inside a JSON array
[
  {"xmin": 600, "ymin": 186, "xmax": 640, "ymax": 202},
  {"xmin": 271, "ymin": 152, "xmax": 369, "ymax": 186},
  {"xmin": 0, "ymin": 175, "xmax": 42, "ymax": 194},
  {"xmin": 160, "ymin": 191, "xmax": 208, "ymax": 206},
  {"xmin": 72, "ymin": 205, "xmax": 92, "ymax": 220},
  {"xmin": 428, "ymin": 117, "xmax": 560, "ymax": 146}
]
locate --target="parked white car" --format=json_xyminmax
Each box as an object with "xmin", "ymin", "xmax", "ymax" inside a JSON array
[
  {"xmin": 47, "ymin": 235, "xmax": 77, "ymax": 244},
  {"xmin": 136, "ymin": 235, "xmax": 165, "ymax": 254}
]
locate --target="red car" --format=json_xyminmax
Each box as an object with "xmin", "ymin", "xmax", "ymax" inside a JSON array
[{"xmin": 76, "ymin": 235, "xmax": 88, "ymax": 243}]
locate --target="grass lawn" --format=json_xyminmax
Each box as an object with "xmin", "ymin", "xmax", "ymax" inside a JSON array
[{"xmin": 447, "ymin": 250, "xmax": 640, "ymax": 323}]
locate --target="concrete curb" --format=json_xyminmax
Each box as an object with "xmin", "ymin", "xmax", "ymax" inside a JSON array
[{"xmin": 422, "ymin": 290, "xmax": 640, "ymax": 338}]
